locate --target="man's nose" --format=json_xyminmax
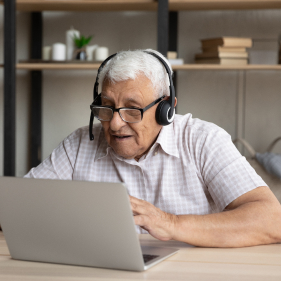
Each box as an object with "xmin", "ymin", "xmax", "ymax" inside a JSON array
[{"xmin": 109, "ymin": 111, "xmax": 126, "ymax": 131}]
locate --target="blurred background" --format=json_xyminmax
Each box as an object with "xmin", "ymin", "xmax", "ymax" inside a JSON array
[{"xmin": 1, "ymin": 3, "xmax": 281, "ymax": 177}]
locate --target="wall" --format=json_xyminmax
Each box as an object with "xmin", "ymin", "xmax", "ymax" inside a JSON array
[{"xmin": 0, "ymin": 8, "xmax": 281, "ymax": 176}]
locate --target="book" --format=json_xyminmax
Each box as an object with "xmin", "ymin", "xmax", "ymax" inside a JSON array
[
  {"xmin": 195, "ymin": 51, "xmax": 248, "ymax": 59},
  {"xmin": 201, "ymin": 37, "xmax": 253, "ymax": 48},
  {"xmin": 195, "ymin": 58, "xmax": 248, "ymax": 65},
  {"xmin": 202, "ymin": 46, "xmax": 247, "ymax": 53},
  {"xmin": 167, "ymin": 51, "xmax": 177, "ymax": 59}
]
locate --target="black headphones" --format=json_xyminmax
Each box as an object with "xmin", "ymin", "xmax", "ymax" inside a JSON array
[{"xmin": 89, "ymin": 51, "xmax": 176, "ymax": 140}]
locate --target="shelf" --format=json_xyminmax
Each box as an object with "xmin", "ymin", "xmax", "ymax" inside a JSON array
[
  {"xmin": 12, "ymin": 0, "xmax": 281, "ymax": 11},
  {"xmin": 2, "ymin": 63, "xmax": 280, "ymax": 70},
  {"xmin": 169, "ymin": 0, "xmax": 281, "ymax": 11},
  {"xmin": 172, "ymin": 64, "xmax": 281, "ymax": 70},
  {"xmin": 16, "ymin": 62, "xmax": 102, "ymax": 70},
  {"xmin": 15, "ymin": 0, "xmax": 158, "ymax": 12}
]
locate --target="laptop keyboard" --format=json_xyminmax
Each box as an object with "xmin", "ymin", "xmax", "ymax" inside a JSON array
[{"xmin": 143, "ymin": 254, "xmax": 159, "ymax": 264}]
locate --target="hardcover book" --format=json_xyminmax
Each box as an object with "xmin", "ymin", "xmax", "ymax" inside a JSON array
[
  {"xmin": 201, "ymin": 37, "xmax": 252, "ymax": 48},
  {"xmin": 195, "ymin": 58, "xmax": 248, "ymax": 65},
  {"xmin": 202, "ymin": 46, "xmax": 247, "ymax": 53},
  {"xmin": 195, "ymin": 52, "xmax": 248, "ymax": 59}
]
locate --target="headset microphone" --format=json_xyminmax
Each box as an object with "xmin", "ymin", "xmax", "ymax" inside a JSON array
[
  {"xmin": 89, "ymin": 51, "xmax": 176, "ymax": 141},
  {"xmin": 89, "ymin": 112, "xmax": 95, "ymax": 140}
]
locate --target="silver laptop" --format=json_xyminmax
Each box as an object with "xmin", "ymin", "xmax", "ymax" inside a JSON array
[{"xmin": 0, "ymin": 177, "xmax": 178, "ymax": 271}]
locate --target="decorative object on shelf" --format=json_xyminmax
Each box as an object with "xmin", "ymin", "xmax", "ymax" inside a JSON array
[
  {"xmin": 73, "ymin": 34, "xmax": 93, "ymax": 60},
  {"xmin": 95, "ymin": 47, "xmax": 109, "ymax": 61},
  {"xmin": 86, "ymin": 44, "xmax": 98, "ymax": 61},
  {"xmin": 249, "ymin": 39, "xmax": 279, "ymax": 65},
  {"xmin": 195, "ymin": 37, "xmax": 252, "ymax": 65},
  {"xmin": 168, "ymin": 58, "xmax": 184, "ymax": 65},
  {"xmin": 52, "ymin": 43, "xmax": 66, "ymax": 61},
  {"xmin": 42, "ymin": 46, "xmax": 52, "ymax": 60},
  {"xmin": 66, "ymin": 27, "xmax": 80, "ymax": 60},
  {"xmin": 167, "ymin": 51, "xmax": 184, "ymax": 65}
]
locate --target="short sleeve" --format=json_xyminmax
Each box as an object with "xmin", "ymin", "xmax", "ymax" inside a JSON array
[
  {"xmin": 24, "ymin": 130, "xmax": 81, "ymax": 180},
  {"xmin": 198, "ymin": 129, "xmax": 267, "ymax": 211}
]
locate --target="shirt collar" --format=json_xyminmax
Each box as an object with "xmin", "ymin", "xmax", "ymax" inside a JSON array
[{"xmin": 156, "ymin": 122, "xmax": 180, "ymax": 158}]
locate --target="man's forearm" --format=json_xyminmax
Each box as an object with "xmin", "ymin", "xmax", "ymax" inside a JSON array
[
  {"xmin": 173, "ymin": 200, "xmax": 281, "ymax": 247},
  {"xmin": 131, "ymin": 187, "xmax": 281, "ymax": 247}
]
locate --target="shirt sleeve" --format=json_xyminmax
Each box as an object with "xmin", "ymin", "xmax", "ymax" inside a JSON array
[
  {"xmin": 24, "ymin": 132, "xmax": 77, "ymax": 180},
  {"xmin": 198, "ymin": 128, "xmax": 267, "ymax": 212}
]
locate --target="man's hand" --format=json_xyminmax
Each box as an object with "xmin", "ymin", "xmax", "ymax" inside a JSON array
[
  {"xmin": 129, "ymin": 196, "xmax": 178, "ymax": 241},
  {"xmin": 131, "ymin": 187, "xmax": 281, "ymax": 247}
]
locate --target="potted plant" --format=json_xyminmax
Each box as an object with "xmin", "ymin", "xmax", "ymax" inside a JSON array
[{"xmin": 73, "ymin": 35, "xmax": 93, "ymax": 60}]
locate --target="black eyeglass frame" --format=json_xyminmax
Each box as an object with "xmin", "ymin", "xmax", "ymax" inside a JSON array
[{"xmin": 90, "ymin": 94, "xmax": 166, "ymax": 123}]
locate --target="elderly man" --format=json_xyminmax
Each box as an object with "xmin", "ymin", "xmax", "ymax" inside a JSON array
[{"xmin": 25, "ymin": 49, "xmax": 281, "ymax": 248}]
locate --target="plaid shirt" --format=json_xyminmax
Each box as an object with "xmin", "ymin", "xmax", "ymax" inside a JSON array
[{"xmin": 25, "ymin": 114, "xmax": 266, "ymax": 233}]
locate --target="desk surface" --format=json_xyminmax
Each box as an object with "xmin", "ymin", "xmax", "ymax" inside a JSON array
[{"xmin": 0, "ymin": 231, "xmax": 281, "ymax": 281}]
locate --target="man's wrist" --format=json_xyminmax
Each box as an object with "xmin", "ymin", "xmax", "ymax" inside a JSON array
[
  {"xmin": 170, "ymin": 214, "xmax": 196, "ymax": 243},
  {"xmin": 170, "ymin": 214, "xmax": 180, "ymax": 241}
]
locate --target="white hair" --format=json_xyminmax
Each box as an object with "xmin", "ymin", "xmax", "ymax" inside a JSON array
[{"xmin": 98, "ymin": 49, "xmax": 173, "ymax": 98}]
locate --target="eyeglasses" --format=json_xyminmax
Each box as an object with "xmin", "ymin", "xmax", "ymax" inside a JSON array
[{"xmin": 90, "ymin": 95, "xmax": 165, "ymax": 123}]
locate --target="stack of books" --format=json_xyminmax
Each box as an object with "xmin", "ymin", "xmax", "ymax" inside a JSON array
[{"xmin": 195, "ymin": 37, "xmax": 253, "ymax": 65}]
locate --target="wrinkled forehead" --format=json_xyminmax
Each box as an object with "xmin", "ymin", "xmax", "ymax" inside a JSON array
[
  {"xmin": 101, "ymin": 71, "xmax": 154, "ymax": 89},
  {"xmin": 101, "ymin": 74, "xmax": 156, "ymax": 102}
]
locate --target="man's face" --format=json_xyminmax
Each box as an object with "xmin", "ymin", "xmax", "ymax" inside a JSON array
[{"xmin": 100, "ymin": 75, "xmax": 163, "ymax": 161}]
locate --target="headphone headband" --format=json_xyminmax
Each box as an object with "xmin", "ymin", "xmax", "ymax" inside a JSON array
[
  {"xmin": 93, "ymin": 53, "xmax": 117, "ymax": 100},
  {"xmin": 143, "ymin": 51, "xmax": 175, "ymax": 119}
]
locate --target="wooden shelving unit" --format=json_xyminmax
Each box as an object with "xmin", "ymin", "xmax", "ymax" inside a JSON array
[
  {"xmin": 3, "ymin": 0, "xmax": 281, "ymax": 176},
  {"xmin": 169, "ymin": 0, "xmax": 281, "ymax": 11},
  {"xmin": 15, "ymin": 0, "xmax": 157, "ymax": 11},
  {"xmin": 173, "ymin": 64, "xmax": 281, "ymax": 70},
  {"xmin": 16, "ymin": 62, "xmax": 102, "ymax": 70},
  {"xmin": 2, "ymin": 0, "xmax": 168, "ymax": 175},
  {"xmin": 5, "ymin": 63, "xmax": 281, "ymax": 71},
  {"xmin": 14, "ymin": 0, "xmax": 281, "ymax": 11}
]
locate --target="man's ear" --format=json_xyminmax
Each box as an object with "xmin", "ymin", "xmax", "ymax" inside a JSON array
[{"xmin": 164, "ymin": 96, "xmax": 177, "ymax": 107}]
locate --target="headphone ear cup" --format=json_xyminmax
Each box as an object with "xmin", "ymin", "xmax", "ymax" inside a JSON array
[{"xmin": 156, "ymin": 100, "xmax": 173, "ymax": 126}]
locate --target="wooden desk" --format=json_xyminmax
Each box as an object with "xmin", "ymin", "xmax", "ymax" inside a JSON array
[{"xmin": 0, "ymin": 231, "xmax": 281, "ymax": 280}]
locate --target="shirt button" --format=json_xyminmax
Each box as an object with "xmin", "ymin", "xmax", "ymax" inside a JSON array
[{"xmin": 154, "ymin": 152, "xmax": 158, "ymax": 156}]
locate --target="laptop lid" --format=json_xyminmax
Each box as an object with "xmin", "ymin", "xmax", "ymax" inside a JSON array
[{"xmin": 0, "ymin": 177, "xmax": 178, "ymax": 271}]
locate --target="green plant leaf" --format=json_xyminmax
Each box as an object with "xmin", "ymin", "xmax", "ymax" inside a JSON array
[
  {"xmin": 73, "ymin": 34, "xmax": 81, "ymax": 48},
  {"xmin": 85, "ymin": 36, "xmax": 92, "ymax": 45},
  {"xmin": 81, "ymin": 36, "xmax": 86, "ymax": 47},
  {"xmin": 73, "ymin": 34, "xmax": 93, "ymax": 48}
]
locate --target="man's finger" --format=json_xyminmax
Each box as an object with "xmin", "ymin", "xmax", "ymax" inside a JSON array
[
  {"xmin": 129, "ymin": 195, "xmax": 145, "ymax": 204},
  {"xmin": 129, "ymin": 196, "xmax": 150, "ymax": 213},
  {"xmin": 134, "ymin": 214, "xmax": 150, "ymax": 228},
  {"xmin": 130, "ymin": 201, "xmax": 149, "ymax": 215}
]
